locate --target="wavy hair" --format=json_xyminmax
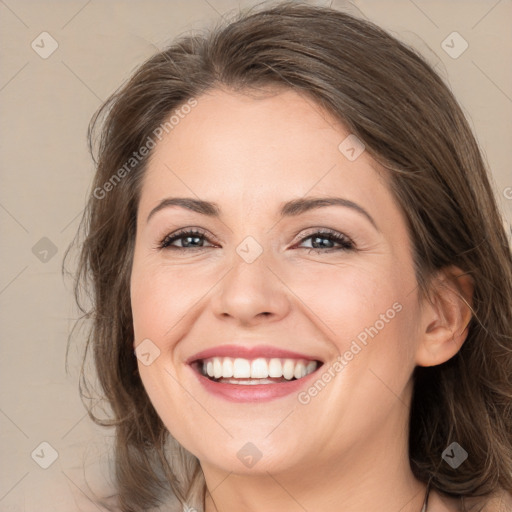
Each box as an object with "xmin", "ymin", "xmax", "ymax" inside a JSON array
[{"xmin": 65, "ymin": 2, "xmax": 512, "ymax": 511}]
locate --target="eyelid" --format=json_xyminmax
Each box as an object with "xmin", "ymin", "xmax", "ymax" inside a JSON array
[
  {"xmin": 293, "ymin": 228, "xmax": 356, "ymax": 251},
  {"xmin": 157, "ymin": 226, "xmax": 356, "ymax": 253},
  {"xmin": 157, "ymin": 227, "xmax": 219, "ymax": 250},
  {"xmin": 294, "ymin": 227, "xmax": 352, "ymax": 241}
]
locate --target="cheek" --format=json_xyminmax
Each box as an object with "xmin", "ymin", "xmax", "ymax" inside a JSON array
[
  {"xmin": 285, "ymin": 257, "xmax": 419, "ymax": 382},
  {"xmin": 130, "ymin": 259, "xmax": 207, "ymax": 346},
  {"xmin": 281, "ymin": 259, "xmax": 405, "ymax": 341},
  {"xmin": 130, "ymin": 260, "xmax": 204, "ymax": 440},
  {"xmin": 131, "ymin": 250, "xmax": 416, "ymax": 353}
]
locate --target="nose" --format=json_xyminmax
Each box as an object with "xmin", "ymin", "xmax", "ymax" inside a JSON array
[{"xmin": 210, "ymin": 251, "xmax": 291, "ymax": 327}]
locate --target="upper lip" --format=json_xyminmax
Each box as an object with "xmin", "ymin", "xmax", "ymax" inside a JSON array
[{"xmin": 186, "ymin": 344, "xmax": 322, "ymax": 364}]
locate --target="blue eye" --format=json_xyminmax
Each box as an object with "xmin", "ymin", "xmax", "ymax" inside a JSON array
[
  {"xmin": 296, "ymin": 230, "xmax": 355, "ymax": 253},
  {"xmin": 158, "ymin": 228, "xmax": 355, "ymax": 253},
  {"xmin": 159, "ymin": 228, "xmax": 212, "ymax": 250}
]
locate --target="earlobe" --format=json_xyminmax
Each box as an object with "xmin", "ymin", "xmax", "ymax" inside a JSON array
[{"xmin": 415, "ymin": 266, "xmax": 474, "ymax": 367}]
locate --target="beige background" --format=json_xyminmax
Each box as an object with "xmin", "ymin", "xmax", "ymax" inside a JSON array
[{"xmin": 0, "ymin": 0, "xmax": 511, "ymax": 510}]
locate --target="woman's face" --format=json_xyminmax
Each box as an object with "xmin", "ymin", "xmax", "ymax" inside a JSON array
[{"xmin": 130, "ymin": 87, "xmax": 424, "ymax": 477}]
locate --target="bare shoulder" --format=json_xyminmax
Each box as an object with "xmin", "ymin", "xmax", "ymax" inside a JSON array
[
  {"xmin": 481, "ymin": 490, "xmax": 512, "ymax": 512},
  {"xmin": 463, "ymin": 490, "xmax": 512, "ymax": 512},
  {"xmin": 429, "ymin": 489, "xmax": 512, "ymax": 512}
]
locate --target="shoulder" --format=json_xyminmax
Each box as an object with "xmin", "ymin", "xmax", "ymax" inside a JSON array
[
  {"xmin": 429, "ymin": 489, "xmax": 512, "ymax": 512},
  {"xmin": 481, "ymin": 490, "xmax": 512, "ymax": 512},
  {"xmin": 463, "ymin": 490, "xmax": 512, "ymax": 512}
]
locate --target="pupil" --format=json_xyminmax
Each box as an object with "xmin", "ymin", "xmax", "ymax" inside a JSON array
[
  {"xmin": 184, "ymin": 236, "xmax": 202, "ymax": 247},
  {"xmin": 313, "ymin": 236, "xmax": 333, "ymax": 249}
]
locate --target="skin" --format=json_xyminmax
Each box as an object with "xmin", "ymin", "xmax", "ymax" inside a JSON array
[{"xmin": 130, "ymin": 88, "xmax": 473, "ymax": 512}]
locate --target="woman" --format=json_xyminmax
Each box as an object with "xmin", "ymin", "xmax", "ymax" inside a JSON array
[{"xmin": 67, "ymin": 2, "xmax": 512, "ymax": 511}]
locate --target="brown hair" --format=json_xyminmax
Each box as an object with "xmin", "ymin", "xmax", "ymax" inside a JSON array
[{"xmin": 65, "ymin": 2, "xmax": 512, "ymax": 510}]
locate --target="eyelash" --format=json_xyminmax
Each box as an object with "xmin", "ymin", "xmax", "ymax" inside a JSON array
[{"xmin": 158, "ymin": 228, "xmax": 355, "ymax": 253}]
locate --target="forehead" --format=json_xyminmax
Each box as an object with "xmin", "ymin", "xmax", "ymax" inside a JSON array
[{"xmin": 139, "ymin": 87, "xmax": 391, "ymax": 216}]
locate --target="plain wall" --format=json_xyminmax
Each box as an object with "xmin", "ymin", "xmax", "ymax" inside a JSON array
[{"xmin": 0, "ymin": 0, "xmax": 511, "ymax": 510}]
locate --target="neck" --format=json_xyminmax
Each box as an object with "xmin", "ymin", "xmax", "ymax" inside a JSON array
[{"xmin": 201, "ymin": 386, "xmax": 427, "ymax": 512}]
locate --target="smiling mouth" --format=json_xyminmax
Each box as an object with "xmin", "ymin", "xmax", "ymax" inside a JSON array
[{"xmin": 193, "ymin": 356, "xmax": 321, "ymax": 385}]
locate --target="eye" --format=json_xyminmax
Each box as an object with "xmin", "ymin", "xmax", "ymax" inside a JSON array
[
  {"xmin": 296, "ymin": 229, "xmax": 355, "ymax": 253},
  {"xmin": 157, "ymin": 228, "xmax": 355, "ymax": 253},
  {"xmin": 158, "ymin": 228, "xmax": 216, "ymax": 250}
]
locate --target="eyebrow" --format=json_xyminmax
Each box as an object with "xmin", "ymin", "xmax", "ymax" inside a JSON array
[{"xmin": 146, "ymin": 196, "xmax": 379, "ymax": 231}]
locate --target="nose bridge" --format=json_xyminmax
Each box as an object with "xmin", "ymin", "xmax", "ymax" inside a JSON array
[{"xmin": 212, "ymin": 236, "xmax": 289, "ymax": 324}]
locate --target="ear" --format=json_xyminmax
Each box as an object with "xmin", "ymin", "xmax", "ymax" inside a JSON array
[{"xmin": 415, "ymin": 265, "xmax": 474, "ymax": 367}]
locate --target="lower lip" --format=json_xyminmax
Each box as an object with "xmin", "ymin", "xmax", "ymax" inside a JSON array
[{"xmin": 192, "ymin": 367, "xmax": 321, "ymax": 402}]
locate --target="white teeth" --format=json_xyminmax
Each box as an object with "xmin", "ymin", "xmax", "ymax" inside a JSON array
[
  {"xmin": 251, "ymin": 358, "xmax": 269, "ymax": 378},
  {"xmin": 200, "ymin": 356, "xmax": 318, "ymax": 381},
  {"xmin": 268, "ymin": 358, "xmax": 282, "ymax": 378},
  {"xmin": 222, "ymin": 358, "xmax": 234, "ymax": 378},
  {"xmin": 294, "ymin": 362, "xmax": 306, "ymax": 379},
  {"xmin": 233, "ymin": 358, "xmax": 251, "ymax": 378},
  {"xmin": 213, "ymin": 358, "xmax": 222, "ymax": 379},
  {"xmin": 282, "ymin": 359, "xmax": 295, "ymax": 380}
]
